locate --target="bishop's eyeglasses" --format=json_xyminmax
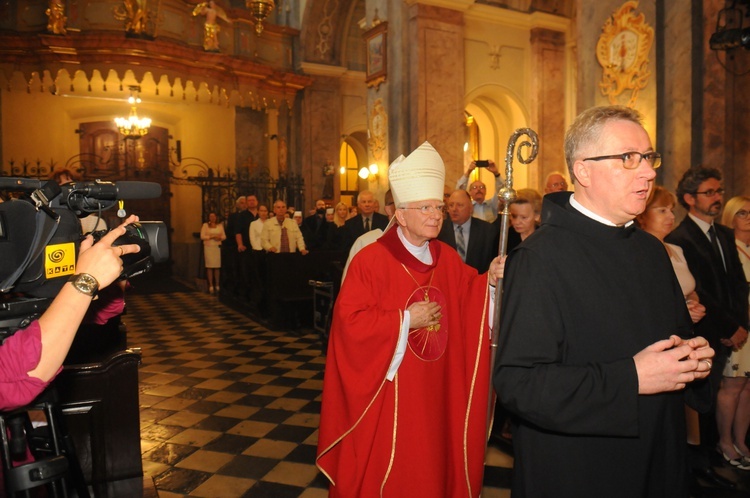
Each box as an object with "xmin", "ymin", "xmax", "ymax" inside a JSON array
[
  {"xmin": 400, "ymin": 204, "xmax": 445, "ymax": 215},
  {"xmin": 582, "ymin": 151, "xmax": 662, "ymax": 170}
]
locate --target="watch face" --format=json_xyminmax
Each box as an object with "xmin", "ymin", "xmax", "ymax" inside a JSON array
[{"xmin": 71, "ymin": 273, "xmax": 98, "ymax": 295}]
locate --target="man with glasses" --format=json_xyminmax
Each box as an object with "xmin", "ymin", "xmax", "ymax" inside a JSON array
[
  {"xmin": 318, "ymin": 142, "xmax": 504, "ymax": 497},
  {"xmin": 494, "ymin": 106, "xmax": 714, "ymax": 497},
  {"xmin": 544, "ymin": 170, "xmax": 569, "ymax": 193},
  {"xmin": 666, "ymin": 167, "xmax": 749, "ymax": 473},
  {"xmin": 456, "ymin": 160, "xmax": 503, "ymax": 222}
]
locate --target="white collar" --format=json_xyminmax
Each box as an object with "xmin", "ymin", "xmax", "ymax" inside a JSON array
[
  {"xmin": 397, "ymin": 226, "xmax": 433, "ymax": 265},
  {"xmin": 570, "ymin": 194, "xmax": 634, "ymax": 227},
  {"xmin": 687, "ymin": 212, "xmax": 714, "ymax": 235}
]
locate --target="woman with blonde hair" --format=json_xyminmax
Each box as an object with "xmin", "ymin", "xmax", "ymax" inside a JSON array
[
  {"xmin": 715, "ymin": 195, "xmax": 750, "ymax": 465},
  {"xmin": 333, "ymin": 202, "xmax": 348, "ymax": 228}
]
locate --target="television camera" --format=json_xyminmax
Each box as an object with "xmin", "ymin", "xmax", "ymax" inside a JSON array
[{"xmin": 0, "ymin": 178, "xmax": 168, "ymax": 334}]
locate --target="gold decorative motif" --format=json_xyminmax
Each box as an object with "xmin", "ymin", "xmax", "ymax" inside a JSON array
[
  {"xmin": 368, "ymin": 98, "xmax": 387, "ymax": 162},
  {"xmin": 114, "ymin": 0, "xmax": 148, "ymax": 35},
  {"xmin": 596, "ymin": 1, "xmax": 653, "ymax": 107},
  {"xmin": 46, "ymin": 0, "xmax": 67, "ymax": 35},
  {"xmin": 192, "ymin": 1, "xmax": 230, "ymax": 52}
]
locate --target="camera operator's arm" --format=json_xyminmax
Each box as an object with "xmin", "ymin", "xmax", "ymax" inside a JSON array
[{"xmin": 29, "ymin": 215, "xmax": 141, "ymax": 382}]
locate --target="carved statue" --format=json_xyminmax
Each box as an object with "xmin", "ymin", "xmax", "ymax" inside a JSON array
[
  {"xmin": 114, "ymin": 0, "xmax": 148, "ymax": 35},
  {"xmin": 45, "ymin": 0, "xmax": 67, "ymax": 35},
  {"xmin": 192, "ymin": 1, "xmax": 230, "ymax": 52}
]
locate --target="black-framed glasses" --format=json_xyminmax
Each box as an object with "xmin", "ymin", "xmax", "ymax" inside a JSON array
[
  {"xmin": 582, "ymin": 151, "xmax": 662, "ymax": 170},
  {"xmin": 693, "ymin": 188, "xmax": 725, "ymax": 197},
  {"xmin": 400, "ymin": 204, "xmax": 445, "ymax": 215}
]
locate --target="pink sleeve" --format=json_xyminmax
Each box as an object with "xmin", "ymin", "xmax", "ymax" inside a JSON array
[{"xmin": 0, "ymin": 321, "xmax": 58, "ymax": 411}]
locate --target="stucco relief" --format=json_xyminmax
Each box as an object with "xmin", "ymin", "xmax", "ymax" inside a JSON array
[
  {"xmin": 368, "ymin": 98, "xmax": 387, "ymax": 162},
  {"xmin": 316, "ymin": 0, "xmax": 339, "ymax": 59}
]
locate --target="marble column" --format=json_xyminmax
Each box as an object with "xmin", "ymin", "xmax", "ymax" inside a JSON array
[{"xmin": 530, "ymin": 27, "xmax": 567, "ymax": 189}]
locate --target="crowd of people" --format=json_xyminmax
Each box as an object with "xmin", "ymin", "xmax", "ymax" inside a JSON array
[
  {"xmin": 195, "ymin": 104, "xmax": 750, "ymax": 497},
  {"xmin": 314, "ymin": 105, "xmax": 748, "ymax": 498}
]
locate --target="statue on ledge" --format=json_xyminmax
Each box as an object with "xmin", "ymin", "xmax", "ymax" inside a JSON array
[
  {"xmin": 192, "ymin": 1, "xmax": 230, "ymax": 52},
  {"xmin": 114, "ymin": 0, "xmax": 149, "ymax": 36},
  {"xmin": 46, "ymin": 0, "xmax": 67, "ymax": 35}
]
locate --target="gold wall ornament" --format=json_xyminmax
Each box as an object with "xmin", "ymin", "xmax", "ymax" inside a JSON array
[
  {"xmin": 114, "ymin": 0, "xmax": 149, "ymax": 36},
  {"xmin": 368, "ymin": 99, "xmax": 387, "ymax": 162},
  {"xmin": 46, "ymin": 0, "xmax": 67, "ymax": 35},
  {"xmin": 596, "ymin": 1, "xmax": 654, "ymax": 107}
]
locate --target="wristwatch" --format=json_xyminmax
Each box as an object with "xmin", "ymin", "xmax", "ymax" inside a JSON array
[{"xmin": 68, "ymin": 273, "xmax": 99, "ymax": 297}]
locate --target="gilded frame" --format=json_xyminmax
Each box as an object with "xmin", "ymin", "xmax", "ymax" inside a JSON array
[{"xmin": 364, "ymin": 22, "xmax": 387, "ymax": 89}]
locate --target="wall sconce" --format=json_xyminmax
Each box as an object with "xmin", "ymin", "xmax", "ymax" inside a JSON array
[{"xmin": 358, "ymin": 163, "xmax": 379, "ymax": 180}]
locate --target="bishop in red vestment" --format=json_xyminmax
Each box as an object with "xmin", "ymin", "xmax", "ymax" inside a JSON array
[{"xmin": 316, "ymin": 142, "xmax": 501, "ymax": 497}]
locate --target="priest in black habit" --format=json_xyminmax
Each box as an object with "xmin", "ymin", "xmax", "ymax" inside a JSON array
[{"xmin": 493, "ymin": 105, "xmax": 715, "ymax": 498}]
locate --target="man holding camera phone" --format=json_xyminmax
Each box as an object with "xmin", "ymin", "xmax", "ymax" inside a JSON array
[{"xmin": 455, "ymin": 159, "xmax": 502, "ymax": 222}]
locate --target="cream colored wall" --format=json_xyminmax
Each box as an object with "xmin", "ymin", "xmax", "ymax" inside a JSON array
[
  {"xmin": 463, "ymin": 6, "xmax": 572, "ymax": 191},
  {"xmin": 0, "ymin": 79, "xmax": 236, "ymax": 250}
]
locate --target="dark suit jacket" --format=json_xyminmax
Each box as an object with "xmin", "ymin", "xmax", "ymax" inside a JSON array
[
  {"xmin": 301, "ymin": 212, "xmax": 332, "ymax": 250},
  {"xmin": 437, "ymin": 218, "xmax": 499, "ymax": 274},
  {"xmin": 665, "ymin": 216, "xmax": 749, "ymax": 348},
  {"xmin": 343, "ymin": 212, "xmax": 389, "ymax": 250}
]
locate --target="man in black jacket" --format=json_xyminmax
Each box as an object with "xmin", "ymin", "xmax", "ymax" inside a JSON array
[
  {"xmin": 666, "ymin": 166, "xmax": 749, "ymax": 471},
  {"xmin": 343, "ymin": 190, "xmax": 388, "ymax": 252},
  {"xmin": 437, "ymin": 189, "xmax": 498, "ymax": 273}
]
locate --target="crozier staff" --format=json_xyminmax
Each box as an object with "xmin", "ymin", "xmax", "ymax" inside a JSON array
[{"xmin": 0, "ymin": 215, "xmax": 141, "ymax": 411}]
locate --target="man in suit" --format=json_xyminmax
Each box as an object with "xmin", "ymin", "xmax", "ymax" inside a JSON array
[
  {"xmin": 438, "ymin": 189, "xmax": 498, "ymax": 273},
  {"xmin": 343, "ymin": 190, "xmax": 388, "ymax": 251},
  {"xmin": 302, "ymin": 199, "xmax": 331, "ymax": 250},
  {"xmin": 666, "ymin": 167, "xmax": 749, "ymax": 475}
]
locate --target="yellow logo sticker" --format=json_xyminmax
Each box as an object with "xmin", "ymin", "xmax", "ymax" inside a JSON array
[{"xmin": 45, "ymin": 242, "xmax": 76, "ymax": 278}]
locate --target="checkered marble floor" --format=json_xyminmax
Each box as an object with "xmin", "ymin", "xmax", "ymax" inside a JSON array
[{"xmin": 125, "ymin": 283, "xmax": 513, "ymax": 497}]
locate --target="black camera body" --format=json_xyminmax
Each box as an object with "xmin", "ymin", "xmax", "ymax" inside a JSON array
[
  {"xmin": 475, "ymin": 160, "xmax": 490, "ymax": 168},
  {"xmin": 0, "ymin": 178, "xmax": 168, "ymax": 334}
]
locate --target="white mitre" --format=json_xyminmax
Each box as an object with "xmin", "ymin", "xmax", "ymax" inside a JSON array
[{"xmin": 388, "ymin": 141, "xmax": 445, "ymax": 206}]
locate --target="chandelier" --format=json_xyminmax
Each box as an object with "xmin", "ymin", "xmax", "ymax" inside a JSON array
[
  {"xmin": 246, "ymin": 0, "xmax": 275, "ymax": 35},
  {"xmin": 114, "ymin": 86, "xmax": 151, "ymax": 138}
]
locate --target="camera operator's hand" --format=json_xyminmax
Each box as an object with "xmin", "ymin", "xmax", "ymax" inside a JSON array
[
  {"xmin": 76, "ymin": 215, "xmax": 141, "ymax": 290},
  {"xmin": 31, "ymin": 215, "xmax": 142, "ymax": 384}
]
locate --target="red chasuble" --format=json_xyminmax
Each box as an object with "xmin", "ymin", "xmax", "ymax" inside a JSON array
[{"xmin": 317, "ymin": 227, "xmax": 492, "ymax": 498}]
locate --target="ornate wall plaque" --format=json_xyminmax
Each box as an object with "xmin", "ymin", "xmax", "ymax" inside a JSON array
[
  {"xmin": 596, "ymin": 1, "xmax": 653, "ymax": 107},
  {"xmin": 368, "ymin": 98, "xmax": 387, "ymax": 162}
]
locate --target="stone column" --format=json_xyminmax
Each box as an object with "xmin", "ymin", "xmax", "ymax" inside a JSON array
[
  {"xmin": 404, "ymin": 3, "xmax": 465, "ymax": 175},
  {"xmin": 300, "ymin": 76, "xmax": 343, "ymax": 208},
  {"xmin": 530, "ymin": 27, "xmax": 567, "ymax": 190},
  {"xmin": 266, "ymin": 107, "xmax": 279, "ymax": 178}
]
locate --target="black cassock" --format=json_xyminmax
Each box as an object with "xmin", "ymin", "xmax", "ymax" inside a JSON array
[{"xmin": 495, "ymin": 192, "xmax": 696, "ymax": 498}]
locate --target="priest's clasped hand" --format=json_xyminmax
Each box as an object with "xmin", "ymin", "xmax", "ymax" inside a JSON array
[
  {"xmin": 408, "ymin": 301, "xmax": 441, "ymax": 329},
  {"xmin": 633, "ymin": 335, "xmax": 715, "ymax": 395}
]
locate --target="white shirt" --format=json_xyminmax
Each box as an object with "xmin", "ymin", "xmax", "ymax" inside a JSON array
[{"xmin": 249, "ymin": 218, "xmax": 266, "ymax": 250}]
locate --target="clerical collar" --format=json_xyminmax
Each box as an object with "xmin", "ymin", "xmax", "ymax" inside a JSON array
[
  {"xmin": 569, "ymin": 194, "xmax": 634, "ymax": 228},
  {"xmin": 687, "ymin": 212, "xmax": 714, "ymax": 236},
  {"xmin": 397, "ymin": 226, "xmax": 433, "ymax": 265}
]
